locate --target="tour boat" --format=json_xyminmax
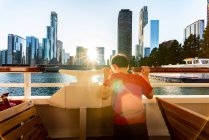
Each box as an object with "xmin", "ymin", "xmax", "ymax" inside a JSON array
[
  {"xmin": 0, "ymin": 67, "xmax": 209, "ymax": 140},
  {"xmin": 150, "ymin": 58, "xmax": 209, "ymax": 83}
]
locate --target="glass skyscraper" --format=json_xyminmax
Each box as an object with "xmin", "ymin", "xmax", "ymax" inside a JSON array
[
  {"xmin": 47, "ymin": 11, "xmax": 58, "ymax": 64},
  {"xmin": 96, "ymin": 47, "xmax": 105, "ymax": 65},
  {"xmin": 51, "ymin": 12, "xmax": 58, "ymax": 63},
  {"xmin": 47, "ymin": 26, "xmax": 53, "ymax": 61},
  {"xmin": 150, "ymin": 20, "xmax": 159, "ymax": 52},
  {"xmin": 26, "ymin": 36, "xmax": 39, "ymax": 66},
  {"xmin": 0, "ymin": 50, "xmax": 7, "ymax": 65},
  {"xmin": 76, "ymin": 46, "xmax": 88, "ymax": 65},
  {"xmin": 144, "ymin": 47, "xmax": 150, "ymax": 57},
  {"xmin": 43, "ymin": 38, "xmax": 50, "ymax": 64},
  {"xmin": 118, "ymin": 9, "xmax": 132, "ymax": 61},
  {"xmin": 110, "ymin": 50, "xmax": 116, "ymax": 64},
  {"xmin": 64, "ymin": 53, "xmax": 70, "ymax": 65},
  {"xmin": 7, "ymin": 34, "xmax": 26, "ymax": 65},
  {"xmin": 137, "ymin": 6, "xmax": 148, "ymax": 60},
  {"xmin": 0, "ymin": 51, "xmax": 1, "ymax": 65},
  {"xmin": 57, "ymin": 40, "xmax": 63, "ymax": 64},
  {"xmin": 37, "ymin": 43, "xmax": 43, "ymax": 64},
  {"xmin": 184, "ymin": 20, "xmax": 205, "ymax": 41}
]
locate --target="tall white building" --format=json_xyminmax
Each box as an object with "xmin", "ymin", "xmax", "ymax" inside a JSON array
[
  {"xmin": 184, "ymin": 20, "xmax": 205, "ymax": 41},
  {"xmin": 136, "ymin": 6, "xmax": 148, "ymax": 60}
]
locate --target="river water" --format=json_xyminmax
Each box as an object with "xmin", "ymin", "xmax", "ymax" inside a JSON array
[{"xmin": 0, "ymin": 73, "xmax": 209, "ymax": 96}]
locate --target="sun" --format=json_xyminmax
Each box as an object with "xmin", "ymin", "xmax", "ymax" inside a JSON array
[{"xmin": 87, "ymin": 48, "xmax": 98, "ymax": 62}]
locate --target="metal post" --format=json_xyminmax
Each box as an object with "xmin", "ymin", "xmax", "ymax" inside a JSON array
[
  {"xmin": 80, "ymin": 107, "xmax": 86, "ymax": 140},
  {"xmin": 24, "ymin": 72, "xmax": 31, "ymax": 98}
]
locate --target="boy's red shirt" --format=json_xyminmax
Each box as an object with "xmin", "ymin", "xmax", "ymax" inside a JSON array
[{"xmin": 104, "ymin": 72, "xmax": 153, "ymax": 125}]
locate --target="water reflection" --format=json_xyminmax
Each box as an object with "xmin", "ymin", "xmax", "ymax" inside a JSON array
[
  {"xmin": 0, "ymin": 73, "xmax": 208, "ymax": 96},
  {"xmin": 150, "ymin": 78, "xmax": 209, "ymax": 95},
  {"xmin": 0, "ymin": 73, "xmax": 75, "ymax": 96}
]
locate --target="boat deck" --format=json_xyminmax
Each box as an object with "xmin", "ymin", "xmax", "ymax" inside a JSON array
[
  {"xmin": 1, "ymin": 67, "xmax": 209, "ymax": 140},
  {"xmin": 52, "ymin": 136, "xmax": 171, "ymax": 140}
]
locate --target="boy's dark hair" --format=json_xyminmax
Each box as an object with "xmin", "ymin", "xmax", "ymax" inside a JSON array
[{"xmin": 111, "ymin": 54, "xmax": 129, "ymax": 68}]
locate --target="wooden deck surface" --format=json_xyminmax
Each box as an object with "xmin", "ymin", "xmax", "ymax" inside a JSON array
[{"xmin": 52, "ymin": 136, "xmax": 171, "ymax": 140}]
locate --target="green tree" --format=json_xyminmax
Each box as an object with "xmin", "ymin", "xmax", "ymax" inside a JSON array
[
  {"xmin": 166, "ymin": 40, "xmax": 183, "ymax": 64},
  {"xmin": 138, "ymin": 40, "xmax": 182, "ymax": 66},
  {"xmin": 138, "ymin": 57, "xmax": 150, "ymax": 66},
  {"xmin": 149, "ymin": 48, "xmax": 159, "ymax": 66},
  {"xmin": 138, "ymin": 48, "xmax": 159, "ymax": 66},
  {"xmin": 157, "ymin": 43, "xmax": 167, "ymax": 65},
  {"xmin": 182, "ymin": 34, "xmax": 201, "ymax": 59},
  {"xmin": 199, "ymin": 25, "xmax": 209, "ymax": 57},
  {"xmin": 129, "ymin": 56, "xmax": 137, "ymax": 67}
]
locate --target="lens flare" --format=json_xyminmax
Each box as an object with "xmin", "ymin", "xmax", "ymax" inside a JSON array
[{"xmin": 87, "ymin": 48, "xmax": 97, "ymax": 62}]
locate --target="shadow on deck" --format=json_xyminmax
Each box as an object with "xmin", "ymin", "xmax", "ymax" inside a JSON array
[{"xmin": 52, "ymin": 136, "xmax": 171, "ymax": 140}]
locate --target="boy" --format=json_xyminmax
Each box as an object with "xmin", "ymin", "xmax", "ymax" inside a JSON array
[{"xmin": 102, "ymin": 54, "xmax": 154, "ymax": 140}]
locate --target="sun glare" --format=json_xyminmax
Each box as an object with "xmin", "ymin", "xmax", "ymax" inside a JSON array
[{"xmin": 87, "ymin": 48, "xmax": 97, "ymax": 61}]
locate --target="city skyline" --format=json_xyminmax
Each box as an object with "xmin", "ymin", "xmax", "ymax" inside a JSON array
[{"xmin": 0, "ymin": 0, "xmax": 207, "ymax": 58}]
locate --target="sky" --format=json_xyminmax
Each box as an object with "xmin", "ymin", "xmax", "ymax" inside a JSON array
[{"xmin": 0, "ymin": 0, "xmax": 207, "ymax": 59}]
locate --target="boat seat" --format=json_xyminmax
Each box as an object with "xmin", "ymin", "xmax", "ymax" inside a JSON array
[
  {"xmin": 156, "ymin": 97, "xmax": 209, "ymax": 140},
  {"xmin": 0, "ymin": 100, "xmax": 50, "ymax": 140}
]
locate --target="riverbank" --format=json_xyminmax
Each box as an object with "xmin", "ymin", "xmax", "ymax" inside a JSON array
[{"xmin": 41, "ymin": 65, "xmax": 108, "ymax": 72}]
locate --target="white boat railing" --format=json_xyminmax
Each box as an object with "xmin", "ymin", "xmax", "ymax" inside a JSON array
[
  {"xmin": 1, "ymin": 67, "xmax": 209, "ymax": 139},
  {"xmin": 152, "ymin": 83, "xmax": 209, "ymax": 87},
  {"xmin": 1, "ymin": 67, "xmax": 209, "ymax": 98},
  {"xmin": 0, "ymin": 73, "xmax": 69, "ymax": 98}
]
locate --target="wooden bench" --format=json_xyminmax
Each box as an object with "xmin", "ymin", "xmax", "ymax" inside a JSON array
[
  {"xmin": 0, "ymin": 101, "xmax": 49, "ymax": 140},
  {"xmin": 156, "ymin": 97, "xmax": 209, "ymax": 140}
]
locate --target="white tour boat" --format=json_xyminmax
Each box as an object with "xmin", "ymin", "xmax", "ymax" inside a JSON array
[{"xmin": 150, "ymin": 58, "xmax": 209, "ymax": 83}]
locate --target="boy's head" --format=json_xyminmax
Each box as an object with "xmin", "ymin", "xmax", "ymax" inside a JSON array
[{"xmin": 110, "ymin": 54, "xmax": 129, "ymax": 72}]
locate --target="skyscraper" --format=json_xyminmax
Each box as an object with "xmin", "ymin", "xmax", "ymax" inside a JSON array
[
  {"xmin": 118, "ymin": 9, "xmax": 132, "ymax": 61},
  {"xmin": 0, "ymin": 51, "xmax": 1, "ymax": 65},
  {"xmin": 96, "ymin": 47, "xmax": 105, "ymax": 65},
  {"xmin": 135, "ymin": 44, "xmax": 142, "ymax": 60},
  {"xmin": 65, "ymin": 53, "xmax": 70, "ymax": 65},
  {"xmin": 42, "ymin": 38, "xmax": 50, "ymax": 64},
  {"xmin": 51, "ymin": 12, "xmax": 58, "ymax": 63},
  {"xmin": 57, "ymin": 40, "xmax": 63, "ymax": 64},
  {"xmin": 137, "ymin": 6, "xmax": 148, "ymax": 60},
  {"xmin": 76, "ymin": 46, "xmax": 88, "ymax": 65},
  {"xmin": 47, "ymin": 26, "xmax": 53, "ymax": 61},
  {"xmin": 144, "ymin": 47, "xmax": 150, "ymax": 57},
  {"xmin": 47, "ymin": 11, "xmax": 58, "ymax": 64},
  {"xmin": 110, "ymin": 50, "xmax": 116, "ymax": 62},
  {"xmin": 150, "ymin": 20, "xmax": 159, "ymax": 52},
  {"xmin": 207, "ymin": 0, "xmax": 209, "ymax": 24},
  {"xmin": 184, "ymin": 20, "xmax": 205, "ymax": 41},
  {"xmin": 26, "ymin": 36, "xmax": 39, "ymax": 66},
  {"xmin": 0, "ymin": 50, "xmax": 7, "ymax": 65},
  {"xmin": 7, "ymin": 34, "xmax": 26, "ymax": 65},
  {"xmin": 37, "ymin": 43, "xmax": 43, "ymax": 64}
]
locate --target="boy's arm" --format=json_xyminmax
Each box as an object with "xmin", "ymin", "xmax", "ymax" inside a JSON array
[
  {"xmin": 101, "ymin": 85, "xmax": 112, "ymax": 100},
  {"xmin": 141, "ymin": 66, "xmax": 154, "ymax": 99},
  {"xmin": 145, "ymin": 90, "xmax": 154, "ymax": 99},
  {"xmin": 103, "ymin": 67, "xmax": 112, "ymax": 81},
  {"xmin": 140, "ymin": 66, "xmax": 150, "ymax": 82}
]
